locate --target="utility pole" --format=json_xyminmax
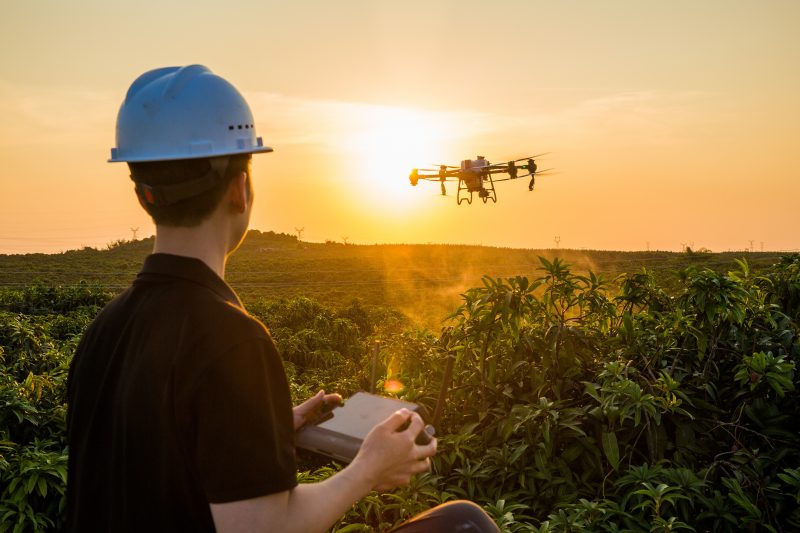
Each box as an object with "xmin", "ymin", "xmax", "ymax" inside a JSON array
[
  {"xmin": 130, "ymin": 227, "xmax": 139, "ymax": 240},
  {"xmin": 294, "ymin": 227, "xmax": 304, "ymax": 241},
  {"xmin": 554, "ymin": 236, "xmax": 561, "ymax": 249}
]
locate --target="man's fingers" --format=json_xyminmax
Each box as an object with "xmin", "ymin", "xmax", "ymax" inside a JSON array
[
  {"xmin": 417, "ymin": 437, "xmax": 437, "ymax": 459},
  {"xmin": 299, "ymin": 390, "xmax": 324, "ymax": 410},
  {"xmin": 411, "ymin": 458, "xmax": 431, "ymax": 474},
  {"xmin": 380, "ymin": 408, "xmax": 414, "ymax": 431},
  {"xmin": 323, "ymin": 392, "xmax": 342, "ymax": 406},
  {"xmin": 402, "ymin": 412, "xmax": 424, "ymax": 436}
]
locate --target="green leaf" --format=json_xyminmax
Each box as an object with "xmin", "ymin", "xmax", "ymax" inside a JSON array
[
  {"xmin": 333, "ymin": 524, "xmax": 371, "ymax": 533},
  {"xmin": 601, "ymin": 431, "xmax": 620, "ymax": 471}
]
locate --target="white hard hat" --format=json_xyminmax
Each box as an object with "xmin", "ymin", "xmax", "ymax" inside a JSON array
[{"xmin": 109, "ymin": 65, "xmax": 272, "ymax": 163}]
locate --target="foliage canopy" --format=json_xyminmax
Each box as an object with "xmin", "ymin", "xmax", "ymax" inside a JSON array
[{"xmin": 1, "ymin": 255, "xmax": 799, "ymax": 531}]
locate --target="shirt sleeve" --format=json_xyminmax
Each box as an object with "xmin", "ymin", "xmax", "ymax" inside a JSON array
[{"xmin": 190, "ymin": 336, "xmax": 298, "ymax": 503}]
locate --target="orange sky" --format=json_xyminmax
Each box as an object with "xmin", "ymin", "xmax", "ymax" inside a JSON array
[{"xmin": 1, "ymin": 0, "xmax": 799, "ymax": 254}]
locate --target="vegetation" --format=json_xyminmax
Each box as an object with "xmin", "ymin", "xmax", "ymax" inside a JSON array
[
  {"xmin": 0, "ymin": 231, "xmax": 787, "ymax": 329},
  {"xmin": 0, "ymin": 283, "xmax": 111, "ymax": 532},
  {"xmin": 1, "ymin": 250, "xmax": 798, "ymax": 531}
]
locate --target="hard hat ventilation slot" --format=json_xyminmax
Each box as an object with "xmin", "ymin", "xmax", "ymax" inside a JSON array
[{"xmin": 227, "ymin": 124, "xmax": 255, "ymax": 131}]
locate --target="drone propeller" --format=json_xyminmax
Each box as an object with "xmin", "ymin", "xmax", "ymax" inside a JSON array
[
  {"xmin": 418, "ymin": 175, "xmax": 460, "ymax": 182},
  {"xmin": 481, "ymin": 154, "xmax": 550, "ymax": 171},
  {"xmin": 493, "ymin": 168, "xmax": 557, "ymax": 183},
  {"xmin": 504, "ymin": 153, "xmax": 551, "ymax": 163}
]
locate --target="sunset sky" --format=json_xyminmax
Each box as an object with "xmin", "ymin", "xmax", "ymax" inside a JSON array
[{"xmin": 1, "ymin": 0, "xmax": 798, "ymax": 254}]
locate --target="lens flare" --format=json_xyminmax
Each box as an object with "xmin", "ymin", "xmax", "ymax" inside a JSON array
[{"xmin": 383, "ymin": 379, "xmax": 405, "ymax": 394}]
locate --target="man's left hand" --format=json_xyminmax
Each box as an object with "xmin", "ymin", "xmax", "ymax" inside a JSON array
[{"xmin": 293, "ymin": 390, "xmax": 343, "ymax": 431}]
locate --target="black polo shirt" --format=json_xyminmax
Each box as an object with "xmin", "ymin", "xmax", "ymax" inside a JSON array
[{"xmin": 66, "ymin": 253, "xmax": 297, "ymax": 532}]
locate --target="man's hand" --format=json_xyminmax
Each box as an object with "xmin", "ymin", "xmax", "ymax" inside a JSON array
[
  {"xmin": 212, "ymin": 407, "xmax": 436, "ymax": 533},
  {"xmin": 292, "ymin": 390, "xmax": 343, "ymax": 431},
  {"xmin": 349, "ymin": 408, "xmax": 437, "ymax": 492}
]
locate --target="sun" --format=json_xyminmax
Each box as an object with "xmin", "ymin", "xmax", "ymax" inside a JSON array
[{"xmin": 340, "ymin": 104, "xmax": 450, "ymax": 215}]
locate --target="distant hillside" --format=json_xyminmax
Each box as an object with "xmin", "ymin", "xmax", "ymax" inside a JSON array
[{"xmin": 0, "ymin": 230, "xmax": 786, "ymax": 328}]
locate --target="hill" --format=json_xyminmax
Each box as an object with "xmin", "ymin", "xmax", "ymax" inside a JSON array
[{"xmin": 0, "ymin": 230, "xmax": 785, "ymax": 328}]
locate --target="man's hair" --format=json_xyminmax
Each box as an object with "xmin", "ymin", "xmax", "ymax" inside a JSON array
[{"xmin": 128, "ymin": 154, "xmax": 251, "ymax": 227}]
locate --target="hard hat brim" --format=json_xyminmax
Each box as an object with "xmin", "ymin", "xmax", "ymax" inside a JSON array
[{"xmin": 109, "ymin": 145, "xmax": 273, "ymax": 163}]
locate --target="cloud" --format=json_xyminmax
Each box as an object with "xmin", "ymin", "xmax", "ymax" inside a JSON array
[
  {"xmin": 244, "ymin": 89, "xmax": 723, "ymax": 162},
  {"xmin": 551, "ymin": 90, "xmax": 720, "ymax": 146},
  {"xmin": 245, "ymin": 92, "xmax": 517, "ymax": 154},
  {"xmin": 0, "ymin": 80, "xmax": 118, "ymax": 147}
]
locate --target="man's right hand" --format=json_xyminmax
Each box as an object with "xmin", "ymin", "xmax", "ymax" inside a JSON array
[
  {"xmin": 350, "ymin": 408, "xmax": 437, "ymax": 492},
  {"xmin": 211, "ymin": 409, "xmax": 437, "ymax": 533}
]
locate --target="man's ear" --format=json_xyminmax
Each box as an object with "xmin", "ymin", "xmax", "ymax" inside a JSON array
[
  {"xmin": 228, "ymin": 171, "xmax": 248, "ymax": 213},
  {"xmin": 136, "ymin": 189, "xmax": 148, "ymax": 211}
]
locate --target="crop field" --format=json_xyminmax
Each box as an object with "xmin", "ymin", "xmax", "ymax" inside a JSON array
[
  {"xmin": 1, "ymin": 235, "xmax": 798, "ymax": 531},
  {"xmin": 0, "ymin": 230, "xmax": 785, "ymax": 329}
]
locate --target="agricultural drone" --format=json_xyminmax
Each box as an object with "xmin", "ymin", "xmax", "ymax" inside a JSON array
[{"xmin": 409, "ymin": 154, "xmax": 552, "ymax": 205}]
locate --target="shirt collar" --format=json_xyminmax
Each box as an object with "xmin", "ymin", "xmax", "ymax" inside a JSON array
[{"xmin": 137, "ymin": 253, "xmax": 242, "ymax": 307}]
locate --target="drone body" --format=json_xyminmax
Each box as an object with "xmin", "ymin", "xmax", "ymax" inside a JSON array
[{"xmin": 409, "ymin": 154, "xmax": 551, "ymax": 205}]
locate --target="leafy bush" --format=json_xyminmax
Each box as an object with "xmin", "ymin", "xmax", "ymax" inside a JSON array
[{"xmin": 2, "ymin": 255, "xmax": 799, "ymax": 531}]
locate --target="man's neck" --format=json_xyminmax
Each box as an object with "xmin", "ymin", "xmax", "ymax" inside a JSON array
[{"xmin": 152, "ymin": 224, "xmax": 229, "ymax": 278}]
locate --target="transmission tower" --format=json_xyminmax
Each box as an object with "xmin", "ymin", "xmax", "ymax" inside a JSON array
[
  {"xmin": 130, "ymin": 227, "xmax": 139, "ymax": 240},
  {"xmin": 294, "ymin": 227, "xmax": 305, "ymax": 241},
  {"xmin": 554, "ymin": 236, "xmax": 561, "ymax": 249},
  {"xmin": 748, "ymin": 240, "xmax": 755, "ymax": 252}
]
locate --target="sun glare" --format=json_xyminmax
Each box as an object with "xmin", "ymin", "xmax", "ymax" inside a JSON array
[
  {"xmin": 340, "ymin": 105, "xmax": 450, "ymax": 215},
  {"xmin": 383, "ymin": 379, "xmax": 405, "ymax": 394}
]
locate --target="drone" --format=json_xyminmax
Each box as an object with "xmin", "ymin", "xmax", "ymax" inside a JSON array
[{"xmin": 409, "ymin": 154, "xmax": 552, "ymax": 205}]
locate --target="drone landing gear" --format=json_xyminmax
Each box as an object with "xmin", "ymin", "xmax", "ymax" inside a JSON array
[
  {"xmin": 456, "ymin": 179, "xmax": 472, "ymax": 205},
  {"xmin": 457, "ymin": 177, "xmax": 497, "ymax": 205},
  {"xmin": 481, "ymin": 174, "xmax": 497, "ymax": 203}
]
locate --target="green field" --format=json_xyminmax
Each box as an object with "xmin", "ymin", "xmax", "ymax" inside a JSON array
[{"xmin": 0, "ymin": 230, "xmax": 784, "ymax": 328}]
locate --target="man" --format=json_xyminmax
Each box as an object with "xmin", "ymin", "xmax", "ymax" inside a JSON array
[{"xmin": 66, "ymin": 65, "xmax": 498, "ymax": 532}]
